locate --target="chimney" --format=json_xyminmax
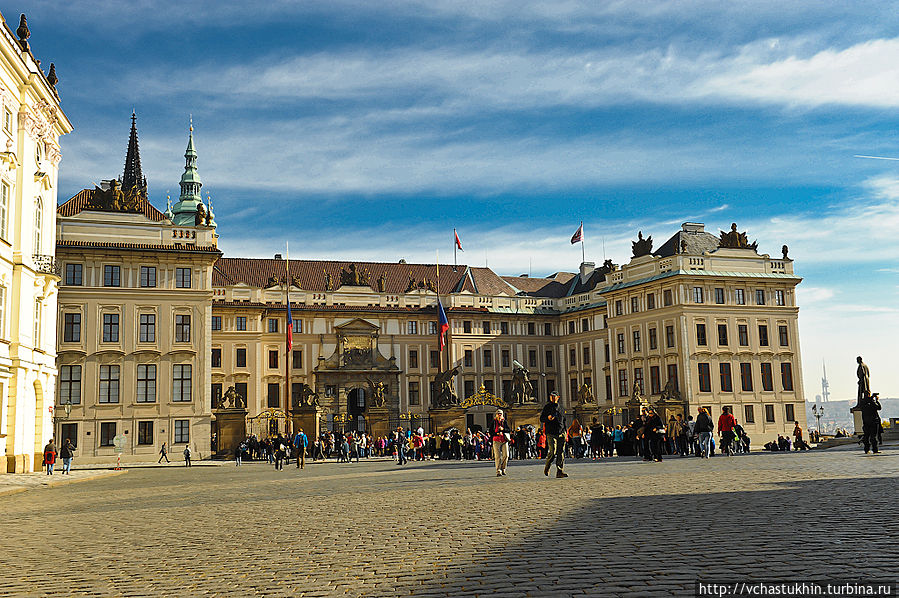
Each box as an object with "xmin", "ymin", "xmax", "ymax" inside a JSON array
[
  {"xmin": 579, "ymin": 261, "xmax": 595, "ymax": 284},
  {"xmin": 274, "ymin": 253, "xmax": 282, "ymax": 260},
  {"xmin": 681, "ymin": 222, "xmax": 705, "ymax": 233}
]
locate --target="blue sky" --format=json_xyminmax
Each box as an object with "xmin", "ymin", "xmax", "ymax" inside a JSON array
[{"xmin": 12, "ymin": 1, "xmax": 899, "ymax": 402}]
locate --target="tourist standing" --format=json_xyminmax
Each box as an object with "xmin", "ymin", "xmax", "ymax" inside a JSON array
[
  {"xmin": 491, "ymin": 410, "xmax": 510, "ymax": 476},
  {"xmin": 158, "ymin": 442, "xmax": 170, "ymax": 464},
  {"xmin": 60, "ymin": 438, "xmax": 75, "ymax": 474},
  {"xmin": 718, "ymin": 406, "xmax": 737, "ymax": 457},
  {"xmin": 644, "ymin": 408, "xmax": 665, "ymax": 462},
  {"xmin": 43, "ymin": 439, "xmax": 57, "ymax": 475},
  {"xmin": 235, "ymin": 442, "xmax": 244, "ymax": 466},
  {"xmin": 695, "ymin": 407, "xmax": 714, "ymax": 458},
  {"xmin": 860, "ymin": 392, "xmax": 882, "ymax": 454},
  {"xmin": 540, "ymin": 392, "xmax": 568, "ymax": 478},
  {"xmin": 294, "ymin": 428, "xmax": 308, "ymax": 469},
  {"xmin": 395, "ymin": 427, "xmax": 408, "ymax": 465},
  {"xmin": 183, "ymin": 445, "xmax": 192, "ymax": 467}
]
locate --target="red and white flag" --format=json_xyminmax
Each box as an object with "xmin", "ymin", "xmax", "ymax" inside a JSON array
[
  {"xmin": 454, "ymin": 229, "xmax": 464, "ymax": 252},
  {"xmin": 570, "ymin": 222, "xmax": 584, "ymax": 244}
]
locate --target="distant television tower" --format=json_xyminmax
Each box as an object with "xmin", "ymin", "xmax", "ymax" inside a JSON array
[{"xmin": 820, "ymin": 361, "xmax": 830, "ymax": 403}]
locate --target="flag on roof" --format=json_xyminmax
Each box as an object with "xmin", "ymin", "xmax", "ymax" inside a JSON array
[
  {"xmin": 570, "ymin": 222, "xmax": 584, "ymax": 244},
  {"xmin": 454, "ymin": 229, "xmax": 464, "ymax": 252}
]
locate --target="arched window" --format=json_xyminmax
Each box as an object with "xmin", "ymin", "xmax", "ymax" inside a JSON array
[{"xmin": 33, "ymin": 197, "xmax": 42, "ymax": 255}]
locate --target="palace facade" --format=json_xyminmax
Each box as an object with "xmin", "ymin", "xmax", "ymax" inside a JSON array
[
  {"xmin": 0, "ymin": 12, "xmax": 72, "ymax": 472},
  {"xmin": 54, "ymin": 119, "xmax": 806, "ymax": 464}
]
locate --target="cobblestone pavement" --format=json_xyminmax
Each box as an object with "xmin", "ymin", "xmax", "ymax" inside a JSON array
[
  {"xmin": 0, "ymin": 469, "xmax": 127, "ymax": 497},
  {"xmin": 2, "ymin": 446, "xmax": 897, "ymax": 597}
]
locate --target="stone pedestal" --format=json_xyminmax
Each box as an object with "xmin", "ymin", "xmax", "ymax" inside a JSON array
[
  {"xmin": 291, "ymin": 405, "xmax": 321, "ymax": 438},
  {"xmin": 429, "ymin": 407, "xmax": 467, "ymax": 433},
  {"xmin": 507, "ymin": 403, "xmax": 542, "ymax": 431},
  {"xmin": 365, "ymin": 406, "xmax": 391, "ymax": 439},
  {"xmin": 574, "ymin": 402, "xmax": 601, "ymax": 428},
  {"xmin": 213, "ymin": 407, "xmax": 247, "ymax": 459}
]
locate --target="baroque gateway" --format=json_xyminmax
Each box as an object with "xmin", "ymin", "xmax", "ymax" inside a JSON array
[{"xmin": 55, "ymin": 119, "xmax": 806, "ymax": 464}]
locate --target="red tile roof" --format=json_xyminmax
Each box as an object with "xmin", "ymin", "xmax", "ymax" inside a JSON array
[{"xmin": 57, "ymin": 188, "xmax": 167, "ymax": 222}]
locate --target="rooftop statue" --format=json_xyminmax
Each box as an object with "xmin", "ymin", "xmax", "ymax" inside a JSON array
[
  {"xmin": 718, "ymin": 223, "xmax": 758, "ymax": 251},
  {"xmin": 631, "ymin": 231, "xmax": 653, "ymax": 257}
]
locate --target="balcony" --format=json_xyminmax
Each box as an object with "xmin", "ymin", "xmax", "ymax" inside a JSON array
[{"xmin": 33, "ymin": 254, "xmax": 61, "ymax": 277}]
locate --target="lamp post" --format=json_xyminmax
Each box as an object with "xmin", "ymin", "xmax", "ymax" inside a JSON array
[
  {"xmin": 52, "ymin": 398, "xmax": 72, "ymax": 440},
  {"xmin": 812, "ymin": 404, "xmax": 824, "ymax": 435}
]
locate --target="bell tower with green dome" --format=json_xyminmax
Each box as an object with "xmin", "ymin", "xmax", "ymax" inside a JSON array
[{"xmin": 171, "ymin": 120, "xmax": 206, "ymax": 226}]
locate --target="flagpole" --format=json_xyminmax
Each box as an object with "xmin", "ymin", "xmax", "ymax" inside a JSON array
[
  {"xmin": 436, "ymin": 250, "xmax": 442, "ymax": 375},
  {"xmin": 581, "ymin": 221, "xmax": 585, "ymax": 263},
  {"xmin": 453, "ymin": 229, "xmax": 457, "ymax": 269},
  {"xmin": 284, "ymin": 242, "xmax": 291, "ymax": 438}
]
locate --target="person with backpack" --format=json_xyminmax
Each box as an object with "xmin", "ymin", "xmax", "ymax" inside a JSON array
[
  {"xmin": 183, "ymin": 445, "xmax": 192, "ymax": 467},
  {"xmin": 540, "ymin": 392, "xmax": 568, "ymax": 478},
  {"xmin": 43, "ymin": 439, "xmax": 57, "ymax": 475},
  {"xmin": 718, "ymin": 406, "xmax": 738, "ymax": 457},
  {"xmin": 293, "ymin": 428, "xmax": 308, "ymax": 469},
  {"xmin": 60, "ymin": 438, "xmax": 75, "ymax": 474},
  {"xmin": 694, "ymin": 407, "xmax": 714, "ymax": 459}
]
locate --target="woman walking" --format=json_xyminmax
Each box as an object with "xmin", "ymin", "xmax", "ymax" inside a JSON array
[
  {"xmin": 43, "ymin": 439, "xmax": 57, "ymax": 475},
  {"xmin": 491, "ymin": 409, "xmax": 511, "ymax": 476},
  {"xmin": 694, "ymin": 407, "xmax": 714, "ymax": 458},
  {"xmin": 60, "ymin": 438, "xmax": 75, "ymax": 474}
]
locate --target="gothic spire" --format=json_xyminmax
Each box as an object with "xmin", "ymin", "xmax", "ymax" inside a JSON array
[
  {"xmin": 121, "ymin": 111, "xmax": 147, "ymax": 197},
  {"xmin": 171, "ymin": 118, "xmax": 205, "ymax": 226}
]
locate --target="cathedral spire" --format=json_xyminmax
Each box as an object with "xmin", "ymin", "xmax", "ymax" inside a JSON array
[
  {"xmin": 121, "ymin": 111, "xmax": 147, "ymax": 197},
  {"xmin": 171, "ymin": 118, "xmax": 205, "ymax": 226}
]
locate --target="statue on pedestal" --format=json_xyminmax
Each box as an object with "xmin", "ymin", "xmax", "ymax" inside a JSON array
[
  {"xmin": 365, "ymin": 378, "xmax": 387, "ymax": 408},
  {"xmin": 510, "ymin": 360, "xmax": 535, "ymax": 405},
  {"xmin": 432, "ymin": 366, "xmax": 460, "ymax": 408},
  {"xmin": 855, "ymin": 356, "xmax": 870, "ymax": 408},
  {"xmin": 577, "ymin": 383, "xmax": 595, "ymax": 404}
]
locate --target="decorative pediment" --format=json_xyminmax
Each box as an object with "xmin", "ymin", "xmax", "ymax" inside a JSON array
[
  {"xmin": 460, "ymin": 386, "xmax": 508, "ymax": 409},
  {"xmin": 334, "ymin": 318, "xmax": 379, "ymax": 333}
]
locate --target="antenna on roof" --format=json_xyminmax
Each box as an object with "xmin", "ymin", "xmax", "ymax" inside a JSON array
[{"xmin": 602, "ymin": 236, "xmax": 606, "ymax": 261}]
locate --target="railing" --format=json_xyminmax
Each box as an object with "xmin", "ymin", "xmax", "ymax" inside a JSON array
[{"xmin": 33, "ymin": 254, "xmax": 61, "ymax": 276}]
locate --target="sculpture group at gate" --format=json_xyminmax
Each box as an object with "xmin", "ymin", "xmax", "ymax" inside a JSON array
[
  {"xmin": 432, "ymin": 366, "xmax": 460, "ymax": 408},
  {"xmin": 510, "ymin": 361, "xmax": 537, "ymax": 405}
]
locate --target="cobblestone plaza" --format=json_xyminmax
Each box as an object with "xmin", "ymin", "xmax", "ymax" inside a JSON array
[{"xmin": 3, "ymin": 447, "xmax": 897, "ymax": 597}]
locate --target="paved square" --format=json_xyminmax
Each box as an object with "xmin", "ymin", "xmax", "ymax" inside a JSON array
[{"xmin": 2, "ymin": 447, "xmax": 896, "ymax": 597}]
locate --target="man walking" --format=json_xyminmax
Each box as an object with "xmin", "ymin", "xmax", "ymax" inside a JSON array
[
  {"xmin": 158, "ymin": 442, "xmax": 170, "ymax": 464},
  {"xmin": 540, "ymin": 392, "xmax": 568, "ymax": 478},
  {"xmin": 717, "ymin": 406, "xmax": 737, "ymax": 457},
  {"xmin": 60, "ymin": 438, "xmax": 75, "ymax": 474},
  {"xmin": 294, "ymin": 428, "xmax": 308, "ymax": 469}
]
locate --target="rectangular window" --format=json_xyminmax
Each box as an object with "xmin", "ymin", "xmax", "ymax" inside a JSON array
[
  {"xmin": 714, "ymin": 288, "xmax": 725, "ymax": 304},
  {"xmin": 527, "ymin": 322, "xmax": 536, "ymax": 335},
  {"xmin": 582, "ymin": 346, "xmax": 590, "ymax": 364},
  {"xmin": 292, "ymin": 319, "xmax": 302, "ymax": 333},
  {"xmin": 500, "ymin": 322, "xmax": 509, "ymax": 335},
  {"xmin": 717, "ymin": 324, "xmax": 728, "ymax": 346},
  {"xmin": 617, "ymin": 333, "xmax": 625, "ymax": 354},
  {"xmin": 136, "ymin": 364, "xmax": 157, "ymax": 403},
  {"xmin": 755, "ymin": 289, "xmax": 766, "ymax": 305},
  {"xmin": 65, "ymin": 263, "xmax": 82, "ymax": 286},
  {"xmin": 235, "ymin": 382, "xmax": 249, "ymax": 404},
  {"xmin": 719, "ymin": 363, "xmax": 733, "ymax": 392},
  {"xmin": 408, "ymin": 381, "xmax": 420, "ymax": 405},
  {"xmin": 138, "ymin": 421, "xmax": 154, "ymax": 445},
  {"xmin": 528, "ymin": 349, "xmax": 538, "ymax": 368},
  {"xmin": 630, "ymin": 297, "xmax": 638, "ymax": 313},
  {"xmin": 211, "ymin": 348, "xmax": 222, "ymax": 368},
  {"xmin": 483, "ymin": 379, "xmax": 494, "ymax": 395},
  {"xmin": 60, "ymin": 423, "xmax": 77, "ymax": 448},
  {"xmin": 765, "ymin": 404, "xmax": 775, "ymax": 423},
  {"xmin": 0, "ymin": 181, "xmax": 5, "ymax": 240},
  {"xmin": 617, "ymin": 369, "xmax": 628, "ymax": 397},
  {"xmin": 582, "ymin": 318, "xmax": 589, "ymax": 332},
  {"xmin": 735, "ymin": 289, "xmax": 745, "ymax": 305},
  {"xmin": 778, "ymin": 325, "xmax": 789, "ymax": 347},
  {"xmin": 646, "ymin": 293, "xmax": 656, "ymax": 310},
  {"xmin": 102, "ymin": 313, "xmax": 119, "ymax": 343},
  {"xmin": 100, "ymin": 422, "xmax": 116, "ymax": 447},
  {"xmin": 407, "ymin": 321, "xmax": 418, "ymax": 335},
  {"xmin": 648, "ymin": 328, "xmax": 658, "ymax": 350},
  {"xmin": 761, "ymin": 362, "xmax": 773, "ymax": 391},
  {"xmin": 696, "ymin": 323, "xmax": 707, "ymax": 346},
  {"xmin": 738, "ymin": 324, "xmax": 748, "ymax": 346},
  {"xmin": 103, "ymin": 265, "xmax": 120, "ymax": 287},
  {"xmin": 63, "ymin": 313, "xmax": 81, "ymax": 342},
  {"xmin": 740, "ymin": 362, "xmax": 753, "ymax": 391},
  {"xmin": 663, "ymin": 289, "xmax": 673, "ymax": 306},
  {"xmin": 174, "ymin": 420, "xmax": 190, "ymax": 444},
  {"xmin": 483, "ymin": 349, "xmax": 492, "ymax": 368},
  {"xmin": 569, "ymin": 347, "xmax": 577, "ymax": 365},
  {"xmin": 236, "ymin": 348, "xmax": 247, "ymax": 367},
  {"xmin": 501, "ymin": 350, "xmax": 510, "ymax": 368},
  {"xmin": 464, "ymin": 350, "xmax": 473, "ymax": 367},
  {"xmin": 545, "ymin": 350, "xmax": 554, "ymax": 368},
  {"xmin": 211, "ymin": 316, "xmax": 222, "ymax": 331},
  {"xmin": 267, "ymin": 383, "xmax": 279, "ymax": 408},
  {"xmin": 175, "ymin": 314, "xmax": 191, "ymax": 342},
  {"xmin": 744, "ymin": 405, "xmax": 755, "ymax": 424},
  {"xmin": 140, "ymin": 266, "xmax": 157, "ymax": 288},
  {"xmin": 666, "ymin": 364, "xmax": 679, "ymax": 391},
  {"xmin": 463, "ymin": 321, "xmax": 472, "ymax": 333},
  {"xmin": 615, "ymin": 300, "xmax": 623, "ymax": 316},
  {"xmin": 698, "ymin": 363, "xmax": 711, "ymax": 392},
  {"xmin": 604, "ymin": 344, "xmax": 610, "ymax": 362},
  {"xmin": 785, "ymin": 403, "xmax": 795, "ymax": 422},
  {"xmin": 650, "ymin": 366, "xmax": 661, "ymax": 394},
  {"xmin": 544, "ymin": 323, "xmax": 552, "ymax": 336},
  {"xmin": 212, "ymin": 383, "xmax": 223, "ymax": 407},
  {"xmin": 173, "ymin": 364, "xmax": 192, "ymax": 402},
  {"xmin": 292, "ymin": 350, "xmax": 302, "ymax": 369},
  {"xmin": 409, "ymin": 350, "xmax": 419, "ymax": 369},
  {"xmin": 482, "ymin": 321, "xmax": 490, "ymax": 334},
  {"xmin": 99, "ymin": 365, "xmax": 120, "ymax": 403},
  {"xmin": 693, "ymin": 287, "xmax": 704, "ymax": 303},
  {"xmin": 632, "ymin": 330, "xmax": 641, "ymax": 352},
  {"xmin": 781, "ymin": 362, "xmax": 794, "ymax": 391},
  {"xmin": 546, "ymin": 378, "xmax": 556, "ymax": 398},
  {"xmin": 464, "ymin": 380, "xmax": 475, "ymax": 399},
  {"xmin": 139, "ymin": 314, "xmax": 156, "ymax": 342},
  {"xmin": 176, "ymin": 268, "xmax": 191, "ymax": 289},
  {"xmin": 633, "ymin": 367, "xmax": 644, "ymax": 395},
  {"xmin": 428, "ymin": 321, "xmax": 437, "ymax": 335},
  {"xmin": 775, "ymin": 289, "xmax": 785, "ymax": 306},
  {"xmin": 269, "ymin": 350, "xmax": 278, "ymax": 369},
  {"xmin": 568, "ymin": 321, "xmax": 576, "ymax": 334},
  {"xmin": 268, "ymin": 318, "xmax": 279, "ymax": 333},
  {"xmin": 430, "ymin": 350, "xmax": 439, "ymax": 369},
  {"xmin": 236, "ymin": 316, "xmax": 247, "ymax": 331},
  {"xmin": 758, "ymin": 324, "xmax": 769, "ymax": 347},
  {"xmin": 59, "ymin": 365, "xmax": 82, "ymax": 405},
  {"xmin": 665, "ymin": 325, "xmax": 675, "ymax": 348}
]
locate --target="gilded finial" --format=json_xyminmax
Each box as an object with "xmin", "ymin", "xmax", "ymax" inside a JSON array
[
  {"xmin": 16, "ymin": 14, "xmax": 29, "ymax": 51},
  {"xmin": 46, "ymin": 63, "xmax": 58, "ymax": 87}
]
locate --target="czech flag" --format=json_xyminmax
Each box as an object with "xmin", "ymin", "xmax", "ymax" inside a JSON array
[
  {"xmin": 437, "ymin": 299, "xmax": 449, "ymax": 351},
  {"xmin": 570, "ymin": 222, "xmax": 584, "ymax": 244},
  {"xmin": 286, "ymin": 300, "xmax": 293, "ymax": 352},
  {"xmin": 454, "ymin": 229, "xmax": 464, "ymax": 252}
]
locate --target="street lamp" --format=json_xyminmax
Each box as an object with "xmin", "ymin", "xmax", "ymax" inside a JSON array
[{"xmin": 812, "ymin": 404, "xmax": 824, "ymax": 435}]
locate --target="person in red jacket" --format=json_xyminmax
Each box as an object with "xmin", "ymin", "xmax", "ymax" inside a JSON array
[
  {"xmin": 43, "ymin": 439, "xmax": 57, "ymax": 475},
  {"xmin": 717, "ymin": 406, "xmax": 737, "ymax": 457}
]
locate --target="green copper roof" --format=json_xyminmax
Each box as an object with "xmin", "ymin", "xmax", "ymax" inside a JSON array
[{"xmin": 172, "ymin": 126, "xmax": 204, "ymax": 226}]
